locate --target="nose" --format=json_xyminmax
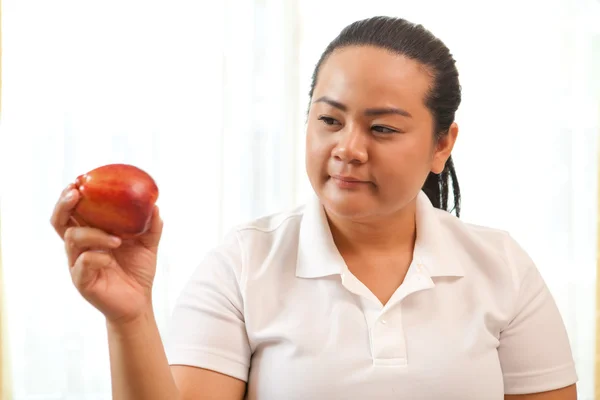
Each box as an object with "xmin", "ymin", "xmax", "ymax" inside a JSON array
[{"xmin": 331, "ymin": 126, "xmax": 368, "ymax": 164}]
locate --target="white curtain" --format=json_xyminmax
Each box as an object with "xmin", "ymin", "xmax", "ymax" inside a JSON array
[
  {"xmin": 1, "ymin": 0, "xmax": 598, "ymax": 399},
  {"xmin": 0, "ymin": 0, "xmax": 302, "ymax": 398}
]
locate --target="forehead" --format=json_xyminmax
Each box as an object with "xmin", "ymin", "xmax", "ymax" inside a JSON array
[{"xmin": 313, "ymin": 46, "xmax": 432, "ymax": 108}]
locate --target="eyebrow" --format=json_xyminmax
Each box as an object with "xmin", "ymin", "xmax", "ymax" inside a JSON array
[{"xmin": 313, "ymin": 96, "xmax": 412, "ymax": 118}]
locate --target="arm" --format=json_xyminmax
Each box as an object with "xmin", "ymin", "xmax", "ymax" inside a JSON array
[
  {"xmin": 107, "ymin": 309, "xmax": 179, "ymax": 400},
  {"xmin": 107, "ymin": 308, "xmax": 246, "ymax": 400},
  {"xmin": 504, "ymin": 384, "xmax": 577, "ymax": 400},
  {"xmin": 171, "ymin": 366, "xmax": 246, "ymax": 400}
]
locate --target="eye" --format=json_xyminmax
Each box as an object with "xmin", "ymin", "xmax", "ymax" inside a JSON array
[
  {"xmin": 372, "ymin": 125, "xmax": 399, "ymax": 134},
  {"xmin": 318, "ymin": 116, "xmax": 340, "ymax": 126}
]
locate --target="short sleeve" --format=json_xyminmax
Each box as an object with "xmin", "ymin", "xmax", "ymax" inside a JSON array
[
  {"xmin": 165, "ymin": 229, "xmax": 251, "ymax": 382},
  {"xmin": 498, "ymin": 237, "xmax": 578, "ymax": 395}
]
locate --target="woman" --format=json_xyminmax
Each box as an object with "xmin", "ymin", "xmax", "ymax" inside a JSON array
[{"xmin": 50, "ymin": 16, "xmax": 578, "ymax": 400}]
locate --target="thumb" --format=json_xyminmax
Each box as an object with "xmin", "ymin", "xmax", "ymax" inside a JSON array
[{"xmin": 138, "ymin": 205, "xmax": 163, "ymax": 251}]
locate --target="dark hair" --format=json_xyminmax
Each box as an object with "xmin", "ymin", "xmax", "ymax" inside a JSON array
[{"xmin": 308, "ymin": 16, "xmax": 462, "ymax": 217}]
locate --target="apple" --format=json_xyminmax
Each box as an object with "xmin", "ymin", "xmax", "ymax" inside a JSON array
[{"xmin": 72, "ymin": 163, "xmax": 159, "ymax": 237}]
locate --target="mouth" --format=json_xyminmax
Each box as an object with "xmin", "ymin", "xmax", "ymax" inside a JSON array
[
  {"xmin": 330, "ymin": 174, "xmax": 369, "ymax": 183},
  {"xmin": 329, "ymin": 175, "xmax": 372, "ymax": 189}
]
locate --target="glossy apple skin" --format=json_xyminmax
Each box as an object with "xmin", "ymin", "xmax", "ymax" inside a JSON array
[{"xmin": 72, "ymin": 164, "xmax": 159, "ymax": 237}]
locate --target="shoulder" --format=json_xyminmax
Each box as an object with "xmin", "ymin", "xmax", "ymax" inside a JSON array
[
  {"xmin": 230, "ymin": 204, "xmax": 306, "ymax": 251},
  {"xmin": 234, "ymin": 204, "xmax": 306, "ymax": 236},
  {"xmin": 432, "ymin": 208, "xmax": 537, "ymax": 289},
  {"xmin": 177, "ymin": 204, "xmax": 308, "ymax": 311},
  {"xmin": 427, "ymin": 208, "xmax": 558, "ymax": 338},
  {"xmin": 209, "ymin": 204, "xmax": 307, "ymax": 274}
]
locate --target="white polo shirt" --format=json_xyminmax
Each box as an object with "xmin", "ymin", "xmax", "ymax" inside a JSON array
[{"xmin": 166, "ymin": 191, "xmax": 578, "ymax": 399}]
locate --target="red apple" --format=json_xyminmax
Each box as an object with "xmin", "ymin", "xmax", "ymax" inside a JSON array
[{"xmin": 72, "ymin": 163, "xmax": 159, "ymax": 237}]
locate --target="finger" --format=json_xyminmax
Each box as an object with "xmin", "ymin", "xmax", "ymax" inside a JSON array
[
  {"xmin": 71, "ymin": 250, "xmax": 116, "ymax": 291},
  {"xmin": 138, "ymin": 205, "xmax": 163, "ymax": 251},
  {"xmin": 149, "ymin": 205, "xmax": 163, "ymax": 236},
  {"xmin": 64, "ymin": 226, "xmax": 122, "ymax": 268},
  {"xmin": 50, "ymin": 184, "xmax": 81, "ymax": 239}
]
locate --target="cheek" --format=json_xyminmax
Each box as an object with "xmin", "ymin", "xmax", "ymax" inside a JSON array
[
  {"xmin": 375, "ymin": 136, "xmax": 433, "ymax": 185},
  {"xmin": 305, "ymin": 127, "xmax": 331, "ymax": 175},
  {"xmin": 404, "ymin": 133, "xmax": 435, "ymax": 166},
  {"xmin": 306, "ymin": 124, "xmax": 331, "ymax": 157}
]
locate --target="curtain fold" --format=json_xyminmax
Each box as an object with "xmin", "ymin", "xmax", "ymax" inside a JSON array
[
  {"xmin": 596, "ymin": 152, "xmax": 600, "ymax": 399},
  {"xmin": 590, "ymin": 20, "xmax": 600, "ymax": 400},
  {"xmin": 0, "ymin": 215, "xmax": 11, "ymax": 400},
  {"xmin": 596, "ymin": 88, "xmax": 600, "ymax": 400},
  {"xmin": 0, "ymin": 0, "xmax": 10, "ymax": 397}
]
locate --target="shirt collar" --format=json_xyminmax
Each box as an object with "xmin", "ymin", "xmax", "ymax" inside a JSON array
[
  {"xmin": 413, "ymin": 192, "xmax": 465, "ymax": 278},
  {"xmin": 295, "ymin": 192, "xmax": 346, "ymax": 278},
  {"xmin": 295, "ymin": 191, "xmax": 464, "ymax": 279}
]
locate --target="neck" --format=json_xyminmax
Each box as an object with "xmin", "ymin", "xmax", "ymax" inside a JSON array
[{"xmin": 326, "ymin": 200, "xmax": 417, "ymax": 256}]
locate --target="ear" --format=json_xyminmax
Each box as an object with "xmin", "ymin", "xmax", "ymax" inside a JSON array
[{"xmin": 431, "ymin": 122, "xmax": 458, "ymax": 174}]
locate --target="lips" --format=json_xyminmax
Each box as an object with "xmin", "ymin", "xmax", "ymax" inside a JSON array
[
  {"xmin": 329, "ymin": 174, "xmax": 373, "ymax": 190},
  {"xmin": 331, "ymin": 174, "xmax": 369, "ymax": 183}
]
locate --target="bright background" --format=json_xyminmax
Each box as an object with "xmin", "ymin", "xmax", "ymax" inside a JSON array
[{"xmin": 0, "ymin": 0, "xmax": 599, "ymax": 399}]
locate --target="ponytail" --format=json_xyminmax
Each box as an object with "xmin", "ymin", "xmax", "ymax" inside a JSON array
[{"xmin": 422, "ymin": 155, "xmax": 461, "ymax": 217}]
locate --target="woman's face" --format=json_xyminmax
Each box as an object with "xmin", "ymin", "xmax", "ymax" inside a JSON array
[{"xmin": 305, "ymin": 45, "xmax": 457, "ymax": 221}]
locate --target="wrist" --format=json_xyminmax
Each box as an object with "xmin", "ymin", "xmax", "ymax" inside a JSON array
[{"xmin": 106, "ymin": 307, "xmax": 156, "ymax": 337}]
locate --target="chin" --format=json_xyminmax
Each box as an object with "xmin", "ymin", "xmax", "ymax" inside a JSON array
[
  {"xmin": 319, "ymin": 187, "xmax": 379, "ymax": 221},
  {"xmin": 325, "ymin": 204, "xmax": 375, "ymax": 220}
]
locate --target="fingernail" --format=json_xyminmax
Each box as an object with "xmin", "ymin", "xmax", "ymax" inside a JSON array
[
  {"xmin": 65, "ymin": 190, "xmax": 76, "ymax": 201},
  {"xmin": 109, "ymin": 236, "xmax": 122, "ymax": 246}
]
